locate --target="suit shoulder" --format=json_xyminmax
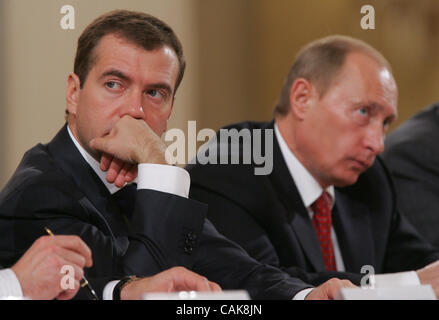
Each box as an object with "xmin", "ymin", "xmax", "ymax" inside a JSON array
[
  {"xmin": 0, "ymin": 144, "xmax": 79, "ymax": 207},
  {"xmin": 386, "ymin": 104, "xmax": 439, "ymax": 149},
  {"xmin": 188, "ymin": 156, "xmax": 269, "ymax": 213},
  {"xmin": 383, "ymin": 105, "xmax": 439, "ymax": 171}
]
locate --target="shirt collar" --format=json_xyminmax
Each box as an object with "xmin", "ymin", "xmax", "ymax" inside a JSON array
[
  {"xmin": 274, "ymin": 123, "xmax": 335, "ymax": 209},
  {"xmin": 67, "ymin": 125, "xmax": 121, "ymax": 195}
]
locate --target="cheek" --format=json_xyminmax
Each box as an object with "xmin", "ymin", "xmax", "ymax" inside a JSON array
[
  {"xmin": 330, "ymin": 137, "xmax": 355, "ymax": 163},
  {"xmin": 145, "ymin": 107, "xmax": 172, "ymax": 135},
  {"xmin": 77, "ymin": 103, "xmax": 116, "ymax": 139},
  {"xmin": 321, "ymin": 115, "xmax": 357, "ymax": 153},
  {"xmin": 318, "ymin": 128, "xmax": 356, "ymax": 169}
]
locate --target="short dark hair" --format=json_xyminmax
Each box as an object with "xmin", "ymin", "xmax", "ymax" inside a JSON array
[
  {"xmin": 273, "ymin": 35, "xmax": 391, "ymax": 117},
  {"xmin": 74, "ymin": 9, "xmax": 185, "ymax": 90}
]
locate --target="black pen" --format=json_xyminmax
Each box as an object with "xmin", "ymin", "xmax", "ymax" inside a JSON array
[{"xmin": 44, "ymin": 227, "xmax": 99, "ymax": 300}]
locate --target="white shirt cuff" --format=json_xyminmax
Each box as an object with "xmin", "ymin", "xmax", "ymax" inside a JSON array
[
  {"xmin": 0, "ymin": 269, "xmax": 23, "ymax": 298},
  {"xmin": 293, "ymin": 288, "xmax": 314, "ymax": 300},
  {"xmin": 103, "ymin": 280, "xmax": 120, "ymax": 300},
  {"xmin": 371, "ymin": 271, "xmax": 420, "ymax": 288},
  {"xmin": 137, "ymin": 164, "xmax": 190, "ymax": 198}
]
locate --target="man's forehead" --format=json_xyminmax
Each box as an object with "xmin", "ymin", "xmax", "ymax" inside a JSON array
[
  {"xmin": 89, "ymin": 34, "xmax": 179, "ymax": 85},
  {"xmin": 92, "ymin": 34, "xmax": 157, "ymax": 66},
  {"xmin": 339, "ymin": 53, "xmax": 397, "ymax": 102},
  {"xmin": 89, "ymin": 34, "xmax": 127, "ymax": 65},
  {"xmin": 346, "ymin": 53, "xmax": 396, "ymax": 87}
]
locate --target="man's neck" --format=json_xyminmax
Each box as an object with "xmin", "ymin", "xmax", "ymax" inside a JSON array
[
  {"xmin": 66, "ymin": 124, "xmax": 121, "ymax": 194},
  {"xmin": 275, "ymin": 117, "xmax": 330, "ymax": 188},
  {"xmin": 274, "ymin": 119, "xmax": 334, "ymax": 208}
]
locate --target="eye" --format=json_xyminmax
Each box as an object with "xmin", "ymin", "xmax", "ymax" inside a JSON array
[
  {"xmin": 146, "ymin": 89, "xmax": 166, "ymax": 101},
  {"xmin": 147, "ymin": 89, "xmax": 162, "ymax": 97},
  {"xmin": 105, "ymin": 81, "xmax": 122, "ymax": 90},
  {"xmin": 357, "ymin": 107, "xmax": 368, "ymax": 116},
  {"xmin": 351, "ymin": 106, "xmax": 371, "ymax": 126},
  {"xmin": 383, "ymin": 118, "xmax": 392, "ymax": 130},
  {"xmin": 148, "ymin": 89, "xmax": 160, "ymax": 97}
]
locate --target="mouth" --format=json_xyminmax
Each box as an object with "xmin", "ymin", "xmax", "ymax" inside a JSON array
[{"xmin": 351, "ymin": 159, "xmax": 373, "ymax": 171}]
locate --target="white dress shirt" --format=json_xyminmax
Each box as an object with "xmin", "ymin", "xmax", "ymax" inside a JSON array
[
  {"xmin": 0, "ymin": 268, "xmax": 22, "ymax": 298},
  {"xmin": 68, "ymin": 126, "xmax": 190, "ymax": 300},
  {"xmin": 274, "ymin": 123, "xmax": 419, "ymax": 300}
]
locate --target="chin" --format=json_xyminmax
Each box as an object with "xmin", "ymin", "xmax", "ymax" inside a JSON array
[{"xmin": 332, "ymin": 174, "xmax": 360, "ymax": 188}]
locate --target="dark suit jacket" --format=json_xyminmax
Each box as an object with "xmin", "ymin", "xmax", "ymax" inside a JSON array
[
  {"xmin": 383, "ymin": 103, "xmax": 439, "ymax": 248},
  {"xmin": 0, "ymin": 125, "xmax": 311, "ymax": 299},
  {"xmin": 187, "ymin": 121, "xmax": 439, "ymax": 286}
]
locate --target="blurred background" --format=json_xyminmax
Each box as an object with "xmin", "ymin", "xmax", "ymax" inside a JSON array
[{"xmin": 1, "ymin": 0, "xmax": 439, "ymax": 188}]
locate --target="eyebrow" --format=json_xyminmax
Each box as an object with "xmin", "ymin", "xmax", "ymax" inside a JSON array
[
  {"xmin": 99, "ymin": 69, "xmax": 173, "ymax": 95},
  {"xmin": 99, "ymin": 69, "xmax": 131, "ymax": 82}
]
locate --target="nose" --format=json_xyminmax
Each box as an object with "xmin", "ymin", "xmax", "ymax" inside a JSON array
[
  {"xmin": 364, "ymin": 125, "xmax": 385, "ymax": 155},
  {"xmin": 120, "ymin": 91, "xmax": 145, "ymax": 119}
]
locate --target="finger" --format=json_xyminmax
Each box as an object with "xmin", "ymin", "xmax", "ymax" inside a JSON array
[
  {"xmin": 56, "ymin": 280, "xmax": 81, "ymax": 300},
  {"xmin": 125, "ymin": 165, "xmax": 138, "ymax": 183},
  {"xmin": 114, "ymin": 162, "xmax": 131, "ymax": 188},
  {"xmin": 55, "ymin": 248, "xmax": 85, "ymax": 280},
  {"xmin": 342, "ymin": 280, "xmax": 357, "ymax": 288},
  {"xmin": 48, "ymin": 235, "xmax": 93, "ymax": 267},
  {"xmin": 107, "ymin": 158, "xmax": 124, "ymax": 184},
  {"xmin": 56, "ymin": 261, "xmax": 84, "ymax": 282},
  {"xmin": 90, "ymin": 137, "xmax": 110, "ymax": 155},
  {"xmin": 51, "ymin": 246, "xmax": 87, "ymax": 271},
  {"xmin": 208, "ymin": 281, "xmax": 222, "ymax": 292},
  {"xmin": 203, "ymin": 278, "xmax": 212, "ymax": 292},
  {"xmin": 165, "ymin": 267, "xmax": 213, "ymax": 292},
  {"xmin": 49, "ymin": 256, "xmax": 83, "ymax": 294},
  {"xmin": 327, "ymin": 279, "xmax": 350, "ymax": 299},
  {"xmin": 180, "ymin": 273, "xmax": 212, "ymax": 292},
  {"xmin": 100, "ymin": 153, "xmax": 113, "ymax": 172}
]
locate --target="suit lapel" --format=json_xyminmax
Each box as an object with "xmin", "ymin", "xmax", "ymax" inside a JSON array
[
  {"xmin": 46, "ymin": 125, "xmax": 126, "ymax": 236},
  {"xmin": 268, "ymin": 123, "xmax": 326, "ymax": 272},
  {"xmin": 332, "ymin": 189, "xmax": 375, "ymax": 272}
]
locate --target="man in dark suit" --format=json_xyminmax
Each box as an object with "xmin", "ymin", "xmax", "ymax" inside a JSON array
[
  {"xmin": 382, "ymin": 103, "xmax": 439, "ymax": 248},
  {"xmin": 0, "ymin": 10, "xmax": 350, "ymax": 300},
  {"xmin": 188, "ymin": 35, "xmax": 439, "ymax": 297}
]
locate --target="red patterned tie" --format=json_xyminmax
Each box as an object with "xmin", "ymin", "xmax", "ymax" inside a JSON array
[{"xmin": 311, "ymin": 192, "xmax": 337, "ymax": 271}]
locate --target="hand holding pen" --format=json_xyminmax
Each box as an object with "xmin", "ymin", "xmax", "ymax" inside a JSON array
[{"xmin": 44, "ymin": 227, "xmax": 99, "ymax": 300}]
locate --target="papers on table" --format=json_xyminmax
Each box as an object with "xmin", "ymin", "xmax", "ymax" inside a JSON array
[
  {"xmin": 143, "ymin": 290, "xmax": 249, "ymax": 300},
  {"xmin": 337, "ymin": 285, "xmax": 436, "ymax": 300}
]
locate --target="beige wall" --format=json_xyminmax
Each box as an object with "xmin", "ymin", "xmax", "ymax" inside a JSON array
[{"xmin": 2, "ymin": 0, "xmax": 439, "ymax": 187}]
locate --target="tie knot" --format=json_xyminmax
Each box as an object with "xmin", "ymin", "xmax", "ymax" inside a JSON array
[{"xmin": 311, "ymin": 191, "xmax": 332, "ymax": 219}]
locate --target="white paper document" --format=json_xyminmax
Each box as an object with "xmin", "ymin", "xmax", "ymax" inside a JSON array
[{"xmin": 337, "ymin": 285, "xmax": 436, "ymax": 300}]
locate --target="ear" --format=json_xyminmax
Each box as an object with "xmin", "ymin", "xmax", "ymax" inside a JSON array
[
  {"xmin": 288, "ymin": 78, "xmax": 315, "ymax": 120},
  {"xmin": 66, "ymin": 73, "xmax": 81, "ymax": 116}
]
